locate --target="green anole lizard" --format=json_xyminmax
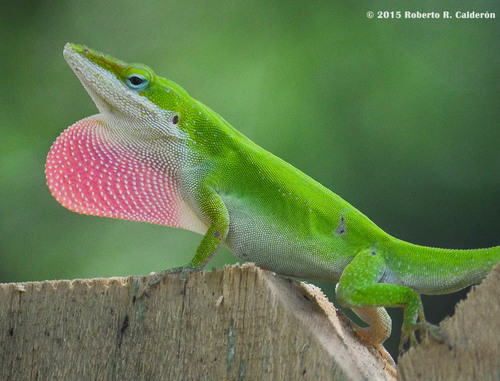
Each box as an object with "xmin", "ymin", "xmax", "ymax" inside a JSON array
[{"xmin": 46, "ymin": 43, "xmax": 500, "ymax": 358}]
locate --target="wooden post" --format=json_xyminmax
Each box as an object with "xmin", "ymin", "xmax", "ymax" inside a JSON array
[
  {"xmin": 398, "ymin": 262, "xmax": 500, "ymax": 380},
  {"xmin": 0, "ymin": 263, "xmax": 395, "ymax": 380}
]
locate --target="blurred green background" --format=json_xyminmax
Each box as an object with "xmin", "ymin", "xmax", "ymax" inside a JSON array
[{"xmin": 1, "ymin": 1, "xmax": 499, "ymax": 358}]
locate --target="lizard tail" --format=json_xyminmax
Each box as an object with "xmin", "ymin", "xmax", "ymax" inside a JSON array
[{"xmin": 389, "ymin": 240, "xmax": 500, "ymax": 295}]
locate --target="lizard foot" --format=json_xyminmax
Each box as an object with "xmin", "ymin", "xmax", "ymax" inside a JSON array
[
  {"xmin": 399, "ymin": 322, "xmax": 446, "ymax": 352},
  {"xmin": 343, "ymin": 318, "xmax": 395, "ymax": 367},
  {"xmin": 137, "ymin": 265, "xmax": 197, "ymax": 299}
]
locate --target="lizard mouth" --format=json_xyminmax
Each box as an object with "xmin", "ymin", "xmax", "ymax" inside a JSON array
[{"xmin": 63, "ymin": 43, "xmax": 128, "ymax": 116}]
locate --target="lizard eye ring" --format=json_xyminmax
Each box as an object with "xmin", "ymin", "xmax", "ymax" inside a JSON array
[{"xmin": 123, "ymin": 65, "xmax": 152, "ymax": 91}]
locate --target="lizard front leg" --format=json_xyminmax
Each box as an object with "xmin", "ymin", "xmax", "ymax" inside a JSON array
[{"xmin": 139, "ymin": 186, "xmax": 229, "ymax": 297}]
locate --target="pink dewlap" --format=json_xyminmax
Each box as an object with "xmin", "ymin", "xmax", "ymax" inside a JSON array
[{"xmin": 45, "ymin": 117, "xmax": 182, "ymax": 227}]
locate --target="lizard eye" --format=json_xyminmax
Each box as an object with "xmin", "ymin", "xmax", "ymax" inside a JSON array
[
  {"xmin": 172, "ymin": 115, "xmax": 179, "ymax": 124},
  {"xmin": 123, "ymin": 65, "xmax": 152, "ymax": 92},
  {"xmin": 126, "ymin": 74, "xmax": 148, "ymax": 91}
]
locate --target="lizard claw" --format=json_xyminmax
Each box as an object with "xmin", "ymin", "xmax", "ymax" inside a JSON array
[
  {"xmin": 420, "ymin": 322, "xmax": 446, "ymax": 344},
  {"xmin": 399, "ymin": 322, "xmax": 446, "ymax": 352},
  {"xmin": 137, "ymin": 264, "xmax": 197, "ymax": 299}
]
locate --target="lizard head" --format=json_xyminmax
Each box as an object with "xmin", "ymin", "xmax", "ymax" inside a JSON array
[
  {"xmin": 45, "ymin": 44, "xmax": 212, "ymax": 232},
  {"xmin": 63, "ymin": 43, "xmax": 192, "ymax": 140}
]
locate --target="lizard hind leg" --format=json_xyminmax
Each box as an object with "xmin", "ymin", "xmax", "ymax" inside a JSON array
[{"xmin": 336, "ymin": 247, "xmax": 428, "ymax": 354}]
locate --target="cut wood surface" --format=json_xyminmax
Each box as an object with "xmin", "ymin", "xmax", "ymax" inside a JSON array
[
  {"xmin": 0, "ymin": 263, "xmax": 395, "ymax": 381},
  {"xmin": 398, "ymin": 262, "xmax": 500, "ymax": 380}
]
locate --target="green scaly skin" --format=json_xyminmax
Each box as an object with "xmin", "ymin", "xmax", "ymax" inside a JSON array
[{"xmin": 46, "ymin": 43, "xmax": 500, "ymax": 357}]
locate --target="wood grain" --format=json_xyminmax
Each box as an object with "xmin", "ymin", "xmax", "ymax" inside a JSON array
[{"xmin": 0, "ymin": 263, "xmax": 395, "ymax": 380}]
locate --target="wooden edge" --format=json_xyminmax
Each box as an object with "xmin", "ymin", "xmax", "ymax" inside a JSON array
[
  {"xmin": 0, "ymin": 264, "xmax": 396, "ymax": 380},
  {"xmin": 398, "ymin": 262, "xmax": 500, "ymax": 380}
]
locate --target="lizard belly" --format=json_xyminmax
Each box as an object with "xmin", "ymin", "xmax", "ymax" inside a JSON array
[{"xmin": 222, "ymin": 197, "xmax": 343, "ymax": 282}]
